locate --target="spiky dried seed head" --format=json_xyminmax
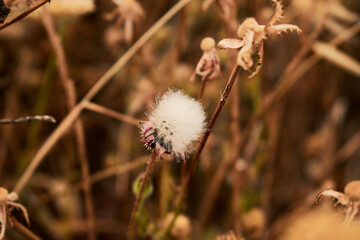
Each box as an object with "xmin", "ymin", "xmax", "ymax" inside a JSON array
[
  {"xmin": 200, "ymin": 37, "xmax": 216, "ymax": 52},
  {"xmin": 344, "ymin": 180, "xmax": 360, "ymax": 200}
]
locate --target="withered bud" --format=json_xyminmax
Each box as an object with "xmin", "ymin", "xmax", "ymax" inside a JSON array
[{"xmin": 200, "ymin": 37, "xmax": 215, "ymax": 52}]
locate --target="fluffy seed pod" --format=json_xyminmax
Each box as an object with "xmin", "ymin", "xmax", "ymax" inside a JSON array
[{"xmin": 140, "ymin": 90, "xmax": 206, "ymax": 162}]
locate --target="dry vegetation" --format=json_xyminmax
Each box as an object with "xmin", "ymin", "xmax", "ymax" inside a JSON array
[{"xmin": 0, "ymin": 0, "xmax": 360, "ymax": 239}]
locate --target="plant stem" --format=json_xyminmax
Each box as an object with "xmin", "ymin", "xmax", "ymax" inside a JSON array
[
  {"xmin": 42, "ymin": 7, "xmax": 97, "ymax": 239},
  {"xmin": 127, "ymin": 151, "xmax": 157, "ymax": 240},
  {"xmin": 187, "ymin": 64, "xmax": 241, "ymax": 180},
  {"xmin": 197, "ymin": 79, "xmax": 207, "ymax": 101},
  {"xmin": 0, "ymin": 0, "xmax": 50, "ymax": 30},
  {"xmin": 10, "ymin": 216, "xmax": 41, "ymax": 240},
  {"xmin": 85, "ymin": 102, "xmax": 140, "ymax": 126},
  {"xmin": 165, "ymin": 64, "xmax": 241, "ymax": 236}
]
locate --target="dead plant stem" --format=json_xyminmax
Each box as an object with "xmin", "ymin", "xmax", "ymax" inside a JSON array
[
  {"xmin": 10, "ymin": 216, "xmax": 41, "ymax": 240},
  {"xmin": 0, "ymin": 0, "xmax": 50, "ymax": 30},
  {"xmin": 127, "ymin": 151, "xmax": 157, "ymax": 240},
  {"xmin": 197, "ymin": 79, "xmax": 207, "ymax": 101},
  {"xmin": 187, "ymin": 64, "xmax": 241, "ymax": 179},
  {"xmin": 165, "ymin": 64, "xmax": 242, "ymax": 237},
  {"xmin": 85, "ymin": 102, "xmax": 140, "ymax": 126},
  {"xmin": 42, "ymin": 8, "xmax": 96, "ymax": 239}
]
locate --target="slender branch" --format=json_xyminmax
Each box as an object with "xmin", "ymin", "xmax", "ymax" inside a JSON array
[
  {"xmin": 197, "ymin": 78, "xmax": 207, "ymax": 101},
  {"xmin": 10, "ymin": 216, "xmax": 41, "ymax": 240},
  {"xmin": 13, "ymin": 0, "xmax": 190, "ymax": 194},
  {"xmin": 85, "ymin": 102, "xmax": 140, "ymax": 126},
  {"xmin": 41, "ymin": 7, "xmax": 96, "ymax": 239},
  {"xmin": 187, "ymin": 64, "xmax": 241, "ymax": 180},
  {"xmin": 127, "ymin": 151, "xmax": 157, "ymax": 240},
  {"xmin": 164, "ymin": 64, "xmax": 241, "ymax": 237},
  {"xmin": 0, "ymin": 0, "xmax": 50, "ymax": 30}
]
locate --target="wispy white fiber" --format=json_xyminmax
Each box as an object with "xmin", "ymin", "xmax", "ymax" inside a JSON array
[{"xmin": 140, "ymin": 89, "xmax": 206, "ymax": 161}]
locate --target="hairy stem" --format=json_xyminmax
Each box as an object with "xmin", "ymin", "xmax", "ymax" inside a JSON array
[{"xmin": 127, "ymin": 151, "xmax": 157, "ymax": 240}]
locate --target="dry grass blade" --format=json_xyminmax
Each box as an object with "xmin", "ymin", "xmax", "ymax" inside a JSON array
[
  {"xmin": 312, "ymin": 41, "xmax": 360, "ymax": 77},
  {"xmin": 0, "ymin": 0, "xmax": 50, "ymax": 30},
  {"xmin": 85, "ymin": 102, "xmax": 140, "ymax": 126}
]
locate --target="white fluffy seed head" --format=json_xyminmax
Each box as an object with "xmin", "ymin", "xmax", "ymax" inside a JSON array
[{"xmin": 148, "ymin": 89, "xmax": 206, "ymax": 158}]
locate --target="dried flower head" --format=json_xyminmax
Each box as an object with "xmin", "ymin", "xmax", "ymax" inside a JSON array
[
  {"xmin": 316, "ymin": 180, "xmax": 360, "ymax": 224},
  {"xmin": 140, "ymin": 90, "xmax": 206, "ymax": 162},
  {"xmin": 190, "ymin": 37, "xmax": 221, "ymax": 83},
  {"xmin": 218, "ymin": 0, "xmax": 301, "ymax": 78},
  {"xmin": 0, "ymin": 188, "xmax": 29, "ymax": 239},
  {"xmin": 104, "ymin": 0, "xmax": 145, "ymax": 45}
]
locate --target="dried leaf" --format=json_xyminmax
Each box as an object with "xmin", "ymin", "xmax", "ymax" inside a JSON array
[
  {"xmin": 316, "ymin": 189, "xmax": 349, "ymax": 205},
  {"xmin": 313, "ymin": 41, "xmax": 360, "ymax": 77},
  {"xmin": 217, "ymin": 38, "xmax": 244, "ymax": 49}
]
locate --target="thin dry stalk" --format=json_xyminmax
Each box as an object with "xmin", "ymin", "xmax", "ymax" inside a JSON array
[
  {"xmin": 187, "ymin": 64, "xmax": 242, "ymax": 179},
  {"xmin": 260, "ymin": 105, "xmax": 284, "ymax": 213},
  {"xmin": 197, "ymin": 79, "xmax": 207, "ymax": 101},
  {"xmin": 336, "ymin": 130, "xmax": 360, "ymax": 162},
  {"xmin": 85, "ymin": 102, "xmax": 140, "ymax": 126},
  {"xmin": 165, "ymin": 64, "xmax": 242, "ymax": 236},
  {"xmin": 13, "ymin": 0, "xmax": 191, "ymax": 194},
  {"xmin": 42, "ymin": 7, "xmax": 96, "ymax": 239},
  {"xmin": 0, "ymin": 0, "xmax": 50, "ymax": 30},
  {"xmin": 10, "ymin": 216, "xmax": 41, "ymax": 240},
  {"xmin": 127, "ymin": 151, "xmax": 157, "ymax": 240}
]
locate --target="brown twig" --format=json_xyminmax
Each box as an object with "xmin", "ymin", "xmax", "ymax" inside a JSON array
[
  {"xmin": 13, "ymin": 0, "xmax": 190, "ymax": 195},
  {"xmin": 188, "ymin": 64, "xmax": 242, "ymax": 180},
  {"xmin": 85, "ymin": 102, "xmax": 140, "ymax": 126},
  {"xmin": 42, "ymin": 7, "xmax": 96, "ymax": 240},
  {"xmin": 0, "ymin": 0, "xmax": 50, "ymax": 30},
  {"xmin": 127, "ymin": 151, "xmax": 157, "ymax": 240},
  {"xmin": 10, "ymin": 215, "xmax": 41, "ymax": 240},
  {"xmin": 165, "ymin": 64, "xmax": 242, "ymax": 237},
  {"xmin": 336, "ymin": 130, "xmax": 360, "ymax": 163},
  {"xmin": 197, "ymin": 79, "xmax": 207, "ymax": 101}
]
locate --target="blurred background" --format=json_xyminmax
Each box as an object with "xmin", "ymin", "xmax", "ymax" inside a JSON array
[{"xmin": 0, "ymin": 0, "xmax": 360, "ymax": 239}]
